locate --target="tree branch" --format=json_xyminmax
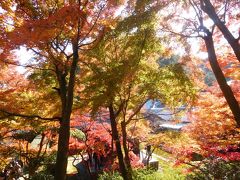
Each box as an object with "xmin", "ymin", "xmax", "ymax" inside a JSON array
[
  {"xmin": 126, "ymin": 99, "xmax": 149, "ymax": 125},
  {"xmin": 0, "ymin": 109, "xmax": 60, "ymax": 121},
  {"xmin": 160, "ymin": 26, "xmax": 202, "ymax": 39},
  {"xmin": 78, "ymin": 6, "xmax": 105, "ymax": 49},
  {"xmin": 3, "ymin": 60, "xmax": 55, "ymax": 72}
]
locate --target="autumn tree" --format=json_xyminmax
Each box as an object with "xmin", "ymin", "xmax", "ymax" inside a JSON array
[
  {"xmin": 80, "ymin": 3, "xmax": 196, "ymax": 180},
  {"xmin": 174, "ymin": 55, "xmax": 240, "ymax": 178},
  {"xmin": 199, "ymin": 0, "xmax": 240, "ymax": 62},
  {"xmin": 69, "ymin": 113, "xmax": 117, "ymax": 173},
  {"xmin": 190, "ymin": 0, "xmax": 240, "ymax": 125},
  {"xmin": 0, "ymin": 1, "xmax": 122, "ymax": 179},
  {"xmin": 184, "ymin": 53, "xmax": 240, "ymax": 148},
  {"xmin": 158, "ymin": 0, "xmax": 240, "ymax": 126},
  {"xmin": 157, "ymin": 1, "xmax": 240, "ymax": 176}
]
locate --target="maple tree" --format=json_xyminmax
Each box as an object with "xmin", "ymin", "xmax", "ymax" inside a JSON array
[
  {"xmin": 0, "ymin": 66, "xmax": 58, "ymax": 176},
  {"xmin": 0, "ymin": 1, "xmax": 123, "ymax": 179},
  {"xmin": 60, "ymin": 111, "xmax": 145, "ymax": 179},
  {"xmin": 184, "ymin": 53, "xmax": 240, "ymax": 147},
  {"xmin": 151, "ymin": 1, "xmax": 240, "ymax": 177},
  {"xmin": 158, "ymin": 0, "xmax": 240, "ymax": 126},
  {"xmin": 0, "ymin": 1, "xmax": 169, "ymax": 179},
  {"xmin": 170, "ymin": 48, "xmax": 240, "ymax": 179},
  {"xmin": 80, "ymin": 3, "xmax": 196, "ymax": 180},
  {"xmin": 173, "ymin": 82, "xmax": 240, "ymax": 178},
  {"xmin": 0, "ymin": 0, "xmax": 238, "ymax": 179},
  {"xmin": 69, "ymin": 113, "xmax": 112, "ymax": 171},
  {"xmin": 190, "ymin": 0, "xmax": 240, "ymax": 125},
  {"xmin": 199, "ymin": 0, "xmax": 240, "ymax": 62}
]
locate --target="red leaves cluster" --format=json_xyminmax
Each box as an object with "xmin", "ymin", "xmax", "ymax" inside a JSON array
[
  {"xmin": 8, "ymin": 5, "xmax": 87, "ymax": 47},
  {"xmin": 185, "ymin": 52, "xmax": 240, "ymax": 146},
  {"xmin": 69, "ymin": 112, "xmax": 143, "ymax": 170},
  {"xmin": 0, "ymin": 1, "xmax": 123, "ymax": 64},
  {"xmin": 69, "ymin": 139, "xmax": 86, "ymax": 156},
  {"xmin": 185, "ymin": 84, "xmax": 237, "ymax": 144},
  {"xmin": 129, "ymin": 151, "xmax": 143, "ymax": 168},
  {"xmin": 173, "ymin": 50, "xmax": 240, "ymax": 169},
  {"xmin": 202, "ymin": 144, "xmax": 240, "ymax": 161},
  {"xmin": 69, "ymin": 113, "xmax": 112, "ymax": 156},
  {"xmin": 0, "ymin": 66, "xmax": 31, "ymax": 114}
]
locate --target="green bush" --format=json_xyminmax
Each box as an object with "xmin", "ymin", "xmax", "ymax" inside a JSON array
[
  {"xmin": 133, "ymin": 168, "xmax": 162, "ymax": 180},
  {"xmin": 98, "ymin": 171, "xmax": 123, "ymax": 180},
  {"xmin": 30, "ymin": 173, "xmax": 54, "ymax": 180},
  {"xmin": 98, "ymin": 168, "xmax": 184, "ymax": 180},
  {"xmin": 186, "ymin": 158, "xmax": 240, "ymax": 180}
]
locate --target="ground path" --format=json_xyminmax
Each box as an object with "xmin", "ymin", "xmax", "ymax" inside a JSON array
[
  {"xmin": 67, "ymin": 149, "xmax": 175, "ymax": 174},
  {"xmin": 140, "ymin": 149, "xmax": 171, "ymax": 162}
]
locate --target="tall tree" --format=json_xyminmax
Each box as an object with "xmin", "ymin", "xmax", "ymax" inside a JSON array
[
  {"xmin": 0, "ymin": 1, "xmax": 121, "ymax": 179},
  {"xmin": 81, "ymin": 4, "xmax": 196, "ymax": 179},
  {"xmin": 199, "ymin": 0, "xmax": 240, "ymax": 62},
  {"xmin": 202, "ymin": 28, "xmax": 240, "ymax": 125},
  {"xmin": 158, "ymin": 0, "xmax": 240, "ymax": 126},
  {"xmin": 192, "ymin": 0, "xmax": 240, "ymax": 126}
]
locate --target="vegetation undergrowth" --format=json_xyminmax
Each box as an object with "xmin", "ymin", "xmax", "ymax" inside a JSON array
[{"xmin": 98, "ymin": 167, "xmax": 185, "ymax": 180}]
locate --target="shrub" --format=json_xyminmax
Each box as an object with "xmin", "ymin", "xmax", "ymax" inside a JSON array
[
  {"xmin": 186, "ymin": 158, "xmax": 240, "ymax": 180},
  {"xmin": 31, "ymin": 173, "xmax": 54, "ymax": 180},
  {"xmin": 98, "ymin": 171, "xmax": 123, "ymax": 180},
  {"xmin": 98, "ymin": 168, "xmax": 184, "ymax": 180},
  {"xmin": 133, "ymin": 168, "xmax": 162, "ymax": 180}
]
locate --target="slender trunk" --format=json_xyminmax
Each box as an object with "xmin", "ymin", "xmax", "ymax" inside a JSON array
[
  {"xmin": 201, "ymin": 0, "xmax": 240, "ymax": 62},
  {"xmin": 111, "ymin": 133, "xmax": 114, "ymax": 172},
  {"xmin": 37, "ymin": 133, "xmax": 45, "ymax": 158},
  {"xmin": 146, "ymin": 147, "xmax": 154, "ymax": 167},
  {"xmin": 88, "ymin": 151, "xmax": 92, "ymax": 167},
  {"xmin": 203, "ymin": 31, "xmax": 240, "ymax": 126},
  {"xmin": 121, "ymin": 122, "xmax": 132, "ymax": 174},
  {"xmin": 55, "ymin": 42, "xmax": 79, "ymax": 180},
  {"xmin": 27, "ymin": 134, "xmax": 46, "ymax": 178},
  {"xmin": 109, "ymin": 104, "xmax": 129, "ymax": 180},
  {"xmin": 80, "ymin": 153, "xmax": 91, "ymax": 176}
]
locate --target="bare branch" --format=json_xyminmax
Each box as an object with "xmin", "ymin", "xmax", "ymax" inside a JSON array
[
  {"xmin": 159, "ymin": 27, "xmax": 202, "ymax": 39},
  {"xmin": 3, "ymin": 60, "xmax": 55, "ymax": 72},
  {"xmin": 78, "ymin": 6, "xmax": 104, "ymax": 48},
  {"xmin": 115, "ymin": 101, "xmax": 125, "ymax": 117},
  {"xmin": 126, "ymin": 99, "xmax": 149, "ymax": 125},
  {"xmin": 0, "ymin": 109, "xmax": 60, "ymax": 121}
]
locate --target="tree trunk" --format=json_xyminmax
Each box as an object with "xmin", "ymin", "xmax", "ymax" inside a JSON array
[
  {"xmin": 111, "ymin": 133, "xmax": 114, "ymax": 172},
  {"xmin": 37, "ymin": 133, "xmax": 45, "ymax": 158},
  {"xmin": 203, "ymin": 31, "xmax": 240, "ymax": 126},
  {"xmin": 121, "ymin": 122, "xmax": 133, "ymax": 174},
  {"xmin": 55, "ymin": 119, "xmax": 70, "ymax": 180},
  {"xmin": 55, "ymin": 42, "xmax": 79, "ymax": 180},
  {"xmin": 109, "ymin": 104, "xmax": 130, "ymax": 180},
  {"xmin": 201, "ymin": 0, "xmax": 240, "ymax": 62}
]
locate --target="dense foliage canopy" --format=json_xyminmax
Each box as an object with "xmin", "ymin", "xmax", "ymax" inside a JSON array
[{"xmin": 0, "ymin": 0, "xmax": 239, "ymax": 180}]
